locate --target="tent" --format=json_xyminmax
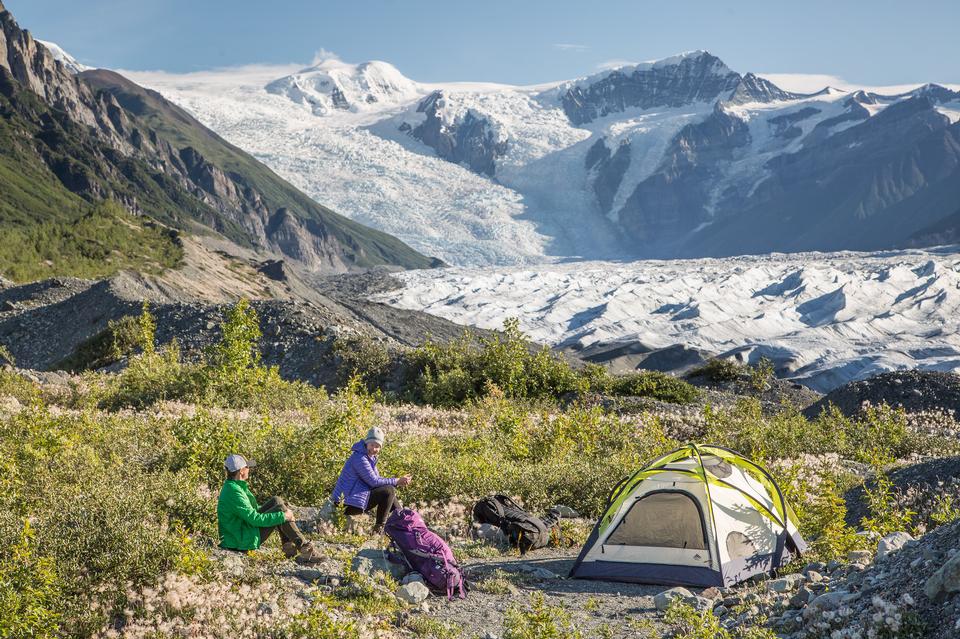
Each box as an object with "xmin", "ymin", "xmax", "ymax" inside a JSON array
[{"xmin": 569, "ymin": 443, "xmax": 806, "ymax": 587}]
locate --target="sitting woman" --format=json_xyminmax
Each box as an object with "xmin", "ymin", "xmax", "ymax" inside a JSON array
[{"xmin": 331, "ymin": 427, "xmax": 411, "ymax": 533}]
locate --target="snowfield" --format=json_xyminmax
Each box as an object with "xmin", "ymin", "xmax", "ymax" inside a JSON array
[{"xmin": 372, "ymin": 247, "xmax": 960, "ymax": 392}]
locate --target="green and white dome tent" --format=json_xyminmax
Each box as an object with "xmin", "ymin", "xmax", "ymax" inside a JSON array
[{"xmin": 569, "ymin": 443, "xmax": 807, "ymax": 587}]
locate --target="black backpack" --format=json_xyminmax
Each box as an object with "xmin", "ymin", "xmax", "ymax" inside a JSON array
[{"xmin": 472, "ymin": 494, "xmax": 559, "ymax": 554}]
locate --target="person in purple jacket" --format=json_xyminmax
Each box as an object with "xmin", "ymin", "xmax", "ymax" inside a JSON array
[{"xmin": 331, "ymin": 427, "xmax": 412, "ymax": 533}]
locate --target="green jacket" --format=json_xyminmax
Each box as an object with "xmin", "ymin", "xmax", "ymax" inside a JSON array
[{"xmin": 217, "ymin": 479, "xmax": 284, "ymax": 551}]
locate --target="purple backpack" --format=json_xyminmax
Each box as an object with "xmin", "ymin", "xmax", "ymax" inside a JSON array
[{"xmin": 384, "ymin": 508, "xmax": 466, "ymax": 600}]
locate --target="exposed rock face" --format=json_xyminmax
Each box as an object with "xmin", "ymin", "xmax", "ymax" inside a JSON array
[
  {"xmin": 560, "ymin": 51, "xmax": 741, "ymax": 125},
  {"xmin": 727, "ymin": 72, "xmax": 801, "ymax": 105},
  {"xmin": 585, "ymin": 138, "xmax": 632, "ymax": 215},
  {"xmin": 0, "ymin": 3, "xmax": 431, "ymax": 273},
  {"xmin": 411, "ymin": 91, "xmax": 508, "ymax": 176},
  {"xmin": 617, "ymin": 103, "xmax": 750, "ymax": 250}
]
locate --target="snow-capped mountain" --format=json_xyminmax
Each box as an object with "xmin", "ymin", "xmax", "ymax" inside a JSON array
[
  {"xmin": 373, "ymin": 246, "xmax": 960, "ymax": 392},
  {"xmin": 37, "ymin": 39, "xmax": 89, "ymax": 74},
  {"xmin": 265, "ymin": 58, "xmax": 420, "ymax": 115},
  {"xmin": 126, "ymin": 50, "xmax": 960, "ymax": 266}
]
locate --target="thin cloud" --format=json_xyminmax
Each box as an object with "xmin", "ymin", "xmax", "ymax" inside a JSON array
[
  {"xmin": 758, "ymin": 72, "xmax": 960, "ymax": 95},
  {"xmin": 596, "ymin": 59, "xmax": 637, "ymax": 70},
  {"xmin": 554, "ymin": 43, "xmax": 589, "ymax": 52}
]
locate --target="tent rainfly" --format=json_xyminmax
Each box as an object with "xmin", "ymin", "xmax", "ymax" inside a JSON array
[{"xmin": 569, "ymin": 444, "xmax": 807, "ymax": 587}]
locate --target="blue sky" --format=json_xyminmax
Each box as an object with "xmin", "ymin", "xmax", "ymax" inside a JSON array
[{"xmin": 7, "ymin": 0, "xmax": 959, "ymax": 86}]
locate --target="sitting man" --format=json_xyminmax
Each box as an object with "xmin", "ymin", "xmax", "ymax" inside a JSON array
[{"xmin": 217, "ymin": 454, "xmax": 323, "ymax": 563}]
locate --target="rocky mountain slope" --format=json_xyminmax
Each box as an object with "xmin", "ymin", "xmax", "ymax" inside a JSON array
[
  {"xmin": 0, "ymin": 236, "xmax": 465, "ymax": 388},
  {"xmin": 0, "ymin": 1, "xmax": 434, "ymax": 277},
  {"xmin": 127, "ymin": 49, "xmax": 960, "ymax": 264}
]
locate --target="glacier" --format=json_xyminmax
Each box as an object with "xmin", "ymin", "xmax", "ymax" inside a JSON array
[{"xmin": 372, "ymin": 247, "xmax": 960, "ymax": 392}]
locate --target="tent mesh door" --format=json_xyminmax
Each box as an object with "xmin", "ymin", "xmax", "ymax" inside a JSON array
[{"xmin": 606, "ymin": 491, "xmax": 707, "ymax": 549}]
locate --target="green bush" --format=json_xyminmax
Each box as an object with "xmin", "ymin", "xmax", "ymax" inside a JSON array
[
  {"xmin": 100, "ymin": 301, "xmax": 328, "ymax": 411},
  {"xmin": 57, "ymin": 303, "xmax": 154, "ymax": 372},
  {"xmin": 609, "ymin": 370, "xmax": 700, "ymax": 404},
  {"xmin": 689, "ymin": 358, "xmax": 744, "ymax": 383},
  {"xmin": 504, "ymin": 592, "xmax": 581, "ymax": 639},
  {"xmin": 406, "ymin": 319, "xmax": 578, "ymax": 406},
  {"xmin": 0, "ymin": 519, "xmax": 61, "ymax": 639},
  {"xmin": 331, "ymin": 333, "xmax": 393, "ymax": 390}
]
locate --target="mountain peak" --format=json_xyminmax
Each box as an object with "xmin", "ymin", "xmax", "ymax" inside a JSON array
[
  {"xmin": 558, "ymin": 50, "xmax": 741, "ymax": 125},
  {"xmin": 265, "ymin": 58, "xmax": 420, "ymax": 116}
]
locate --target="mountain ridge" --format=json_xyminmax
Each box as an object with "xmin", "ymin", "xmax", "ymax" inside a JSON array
[
  {"xmin": 0, "ymin": 2, "xmax": 435, "ymax": 279},
  {"xmin": 121, "ymin": 43, "xmax": 960, "ymax": 265}
]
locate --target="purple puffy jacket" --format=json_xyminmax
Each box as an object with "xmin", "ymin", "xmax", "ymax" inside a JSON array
[{"xmin": 331, "ymin": 440, "xmax": 397, "ymax": 510}]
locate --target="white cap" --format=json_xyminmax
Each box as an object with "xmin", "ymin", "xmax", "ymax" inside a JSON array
[
  {"xmin": 365, "ymin": 427, "xmax": 385, "ymax": 445},
  {"xmin": 224, "ymin": 454, "xmax": 256, "ymax": 473}
]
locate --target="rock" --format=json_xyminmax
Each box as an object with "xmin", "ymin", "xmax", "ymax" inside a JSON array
[
  {"xmin": 401, "ymin": 573, "xmax": 425, "ymax": 585},
  {"xmin": 655, "ymin": 587, "xmax": 693, "ymax": 612},
  {"xmin": 847, "ymin": 550, "xmax": 873, "ymax": 565},
  {"xmin": 701, "ymin": 587, "xmax": 721, "ymax": 600},
  {"xmin": 925, "ymin": 552, "xmax": 960, "ymax": 600},
  {"xmin": 789, "ymin": 587, "xmax": 812, "ymax": 608},
  {"xmin": 713, "ymin": 605, "xmax": 729, "ymax": 617},
  {"xmin": 396, "ymin": 581, "xmax": 430, "ymax": 604},
  {"xmin": 803, "ymin": 562, "xmax": 826, "ymax": 575},
  {"xmin": 351, "ymin": 548, "xmax": 408, "ymax": 581},
  {"xmin": 316, "ymin": 498, "xmax": 336, "ymax": 522},
  {"xmin": 766, "ymin": 573, "xmax": 804, "ymax": 593},
  {"xmin": 295, "ymin": 567, "xmax": 324, "ymax": 583},
  {"xmin": 550, "ymin": 505, "xmax": 579, "ymax": 518},
  {"xmin": 0, "ymin": 396, "xmax": 21, "ymax": 413},
  {"xmin": 805, "ymin": 570, "xmax": 823, "ymax": 584},
  {"xmin": 877, "ymin": 531, "xmax": 914, "ymax": 559},
  {"xmin": 690, "ymin": 596, "xmax": 713, "ymax": 612},
  {"xmin": 517, "ymin": 564, "xmax": 559, "ymax": 580},
  {"xmin": 473, "ymin": 523, "xmax": 506, "ymax": 544}
]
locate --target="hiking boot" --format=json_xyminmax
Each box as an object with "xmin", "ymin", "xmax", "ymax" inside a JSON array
[
  {"xmin": 281, "ymin": 541, "xmax": 298, "ymax": 558},
  {"xmin": 294, "ymin": 542, "xmax": 324, "ymax": 565}
]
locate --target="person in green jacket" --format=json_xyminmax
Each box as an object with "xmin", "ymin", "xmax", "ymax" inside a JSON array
[{"xmin": 217, "ymin": 454, "xmax": 323, "ymax": 563}]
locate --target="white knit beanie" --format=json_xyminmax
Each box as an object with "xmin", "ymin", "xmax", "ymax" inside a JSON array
[{"xmin": 364, "ymin": 427, "xmax": 385, "ymax": 445}]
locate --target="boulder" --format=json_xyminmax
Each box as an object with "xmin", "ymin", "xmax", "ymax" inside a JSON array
[
  {"xmin": 351, "ymin": 548, "xmax": 408, "ymax": 581},
  {"xmin": 401, "ymin": 572, "xmax": 425, "ymax": 585},
  {"xmin": 924, "ymin": 552, "xmax": 960, "ymax": 600},
  {"xmin": 550, "ymin": 505, "xmax": 580, "ymax": 518},
  {"xmin": 876, "ymin": 531, "xmax": 913, "ymax": 559},
  {"xmin": 396, "ymin": 580, "xmax": 430, "ymax": 604},
  {"xmin": 473, "ymin": 523, "xmax": 506, "ymax": 544},
  {"xmin": 766, "ymin": 573, "xmax": 804, "ymax": 593},
  {"xmin": 655, "ymin": 587, "xmax": 693, "ymax": 612},
  {"xmin": 517, "ymin": 564, "xmax": 559, "ymax": 580}
]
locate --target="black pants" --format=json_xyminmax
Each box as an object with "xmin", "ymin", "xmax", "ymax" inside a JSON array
[
  {"xmin": 344, "ymin": 485, "xmax": 399, "ymax": 529},
  {"xmin": 258, "ymin": 496, "xmax": 308, "ymax": 550}
]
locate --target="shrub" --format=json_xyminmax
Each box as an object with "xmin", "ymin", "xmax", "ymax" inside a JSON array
[
  {"xmin": 504, "ymin": 592, "xmax": 582, "ymax": 639},
  {"xmin": 406, "ymin": 319, "xmax": 578, "ymax": 406},
  {"xmin": 688, "ymin": 358, "xmax": 743, "ymax": 383},
  {"xmin": 609, "ymin": 370, "xmax": 700, "ymax": 404},
  {"xmin": 0, "ymin": 343, "xmax": 15, "ymax": 367},
  {"xmin": 331, "ymin": 333, "xmax": 393, "ymax": 390},
  {"xmin": 57, "ymin": 304, "xmax": 153, "ymax": 372},
  {"xmin": 0, "ymin": 519, "xmax": 61, "ymax": 639},
  {"xmin": 748, "ymin": 357, "xmax": 775, "ymax": 392}
]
